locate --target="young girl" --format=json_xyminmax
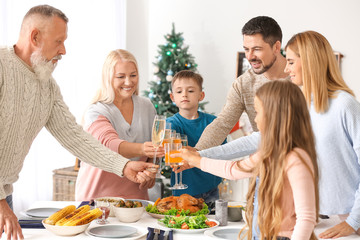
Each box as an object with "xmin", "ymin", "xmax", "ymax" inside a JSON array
[
  {"xmin": 285, "ymin": 31, "xmax": 360, "ymax": 238},
  {"xmin": 177, "ymin": 80, "xmax": 319, "ymax": 240}
]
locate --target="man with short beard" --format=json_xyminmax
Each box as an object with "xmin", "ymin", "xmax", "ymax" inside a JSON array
[
  {"xmin": 0, "ymin": 5, "xmax": 157, "ymax": 240},
  {"xmin": 195, "ymin": 16, "xmax": 290, "ymax": 151}
]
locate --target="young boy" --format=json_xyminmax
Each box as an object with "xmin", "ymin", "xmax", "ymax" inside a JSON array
[{"xmin": 166, "ymin": 70, "xmax": 225, "ymax": 209}]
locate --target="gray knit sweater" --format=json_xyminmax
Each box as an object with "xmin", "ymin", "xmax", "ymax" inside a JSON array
[
  {"xmin": 195, "ymin": 69, "xmax": 290, "ymax": 150},
  {"xmin": 0, "ymin": 46, "xmax": 129, "ymax": 200}
]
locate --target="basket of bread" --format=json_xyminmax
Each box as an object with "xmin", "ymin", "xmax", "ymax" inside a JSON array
[{"xmin": 42, "ymin": 205, "xmax": 102, "ymax": 236}]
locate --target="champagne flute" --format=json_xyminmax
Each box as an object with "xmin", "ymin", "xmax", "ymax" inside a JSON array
[
  {"xmin": 164, "ymin": 142, "xmax": 183, "ymax": 190},
  {"xmin": 178, "ymin": 134, "xmax": 188, "ymax": 189},
  {"xmin": 148, "ymin": 115, "xmax": 166, "ymax": 173},
  {"xmin": 168, "ymin": 133, "xmax": 188, "ymax": 190}
]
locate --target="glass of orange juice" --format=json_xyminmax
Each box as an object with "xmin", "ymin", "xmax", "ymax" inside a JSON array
[{"xmin": 164, "ymin": 142, "xmax": 188, "ymax": 190}]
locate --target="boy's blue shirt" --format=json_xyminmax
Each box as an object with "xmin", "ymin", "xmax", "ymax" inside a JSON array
[{"xmin": 166, "ymin": 111, "xmax": 226, "ymax": 196}]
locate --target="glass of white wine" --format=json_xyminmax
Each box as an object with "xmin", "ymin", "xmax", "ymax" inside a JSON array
[
  {"xmin": 178, "ymin": 134, "xmax": 188, "ymax": 189},
  {"xmin": 148, "ymin": 115, "xmax": 166, "ymax": 173}
]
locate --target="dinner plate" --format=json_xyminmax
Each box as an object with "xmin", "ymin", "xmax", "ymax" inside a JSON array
[
  {"xmin": 157, "ymin": 218, "xmax": 219, "ymax": 233},
  {"xmin": 25, "ymin": 207, "xmax": 61, "ymax": 218},
  {"xmin": 87, "ymin": 225, "xmax": 137, "ymax": 238},
  {"xmin": 146, "ymin": 211, "xmax": 166, "ymax": 219},
  {"xmin": 85, "ymin": 225, "xmax": 147, "ymax": 240},
  {"xmin": 204, "ymin": 227, "xmax": 247, "ymax": 239}
]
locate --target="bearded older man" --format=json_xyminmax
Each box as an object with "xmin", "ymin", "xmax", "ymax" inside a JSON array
[{"xmin": 0, "ymin": 5, "xmax": 157, "ymax": 240}]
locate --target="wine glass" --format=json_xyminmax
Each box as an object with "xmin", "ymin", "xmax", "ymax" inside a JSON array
[
  {"xmin": 164, "ymin": 142, "xmax": 183, "ymax": 190},
  {"xmin": 95, "ymin": 200, "xmax": 110, "ymax": 225},
  {"xmin": 148, "ymin": 115, "xmax": 166, "ymax": 173},
  {"xmin": 178, "ymin": 134, "xmax": 188, "ymax": 189}
]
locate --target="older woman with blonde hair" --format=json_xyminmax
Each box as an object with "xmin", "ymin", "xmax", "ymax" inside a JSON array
[
  {"xmin": 285, "ymin": 30, "xmax": 360, "ymax": 238},
  {"xmin": 75, "ymin": 49, "xmax": 161, "ymax": 201}
]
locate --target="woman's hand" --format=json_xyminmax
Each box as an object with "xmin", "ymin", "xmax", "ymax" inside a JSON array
[
  {"xmin": 172, "ymin": 148, "xmax": 202, "ymax": 169},
  {"xmin": 318, "ymin": 221, "xmax": 355, "ymax": 239},
  {"xmin": 142, "ymin": 142, "xmax": 164, "ymax": 158}
]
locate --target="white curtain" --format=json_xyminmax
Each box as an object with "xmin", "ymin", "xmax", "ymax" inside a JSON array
[{"xmin": 0, "ymin": 0, "xmax": 126, "ymax": 216}]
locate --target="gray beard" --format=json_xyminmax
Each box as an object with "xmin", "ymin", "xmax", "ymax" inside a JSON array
[{"xmin": 30, "ymin": 49, "xmax": 58, "ymax": 82}]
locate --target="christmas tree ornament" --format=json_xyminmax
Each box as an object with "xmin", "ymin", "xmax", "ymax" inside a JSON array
[
  {"xmin": 166, "ymin": 75, "xmax": 173, "ymax": 82},
  {"xmin": 153, "ymin": 66, "xmax": 159, "ymax": 73},
  {"xmin": 168, "ymin": 90, "xmax": 171, "ymax": 94},
  {"xmin": 157, "ymin": 56, "xmax": 162, "ymax": 61},
  {"xmin": 166, "ymin": 51, "xmax": 171, "ymax": 56},
  {"xmin": 167, "ymin": 70, "xmax": 174, "ymax": 76},
  {"xmin": 172, "ymin": 43, "xmax": 177, "ymax": 48},
  {"xmin": 157, "ymin": 81, "xmax": 161, "ymax": 85}
]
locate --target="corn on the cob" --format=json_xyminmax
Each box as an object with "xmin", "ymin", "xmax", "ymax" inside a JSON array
[
  {"xmin": 63, "ymin": 208, "xmax": 102, "ymax": 226},
  {"xmin": 55, "ymin": 205, "xmax": 91, "ymax": 226},
  {"xmin": 44, "ymin": 205, "xmax": 76, "ymax": 225}
]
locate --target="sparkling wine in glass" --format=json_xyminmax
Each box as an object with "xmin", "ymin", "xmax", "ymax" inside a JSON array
[
  {"xmin": 148, "ymin": 115, "xmax": 166, "ymax": 173},
  {"xmin": 178, "ymin": 134, "xmax": 188, "ymax": 189}
]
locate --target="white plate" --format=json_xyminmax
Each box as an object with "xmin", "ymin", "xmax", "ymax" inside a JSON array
[
  {"xmin": 204, "ymin": 226, "xmax": 247, "ymax": 239},
  {"xmin": 85, "ymin": 225, "xmax": 147, "ymax": 240},
  {"xmin": 157, "ymin": 218, "xmax": 219, "ymax": 233},
  {"xmin": 88, "ymin": 225, "xmax": 137, "ymax": 238},
  {"xmin": 25, "ymin": 207, "xmax": 61, "ymax": 218},
  {"xmin": 146, "ymin": 211, "xmax": 166, "ymax": 219}
]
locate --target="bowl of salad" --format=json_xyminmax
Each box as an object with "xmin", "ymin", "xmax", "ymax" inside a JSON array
[{"xmin": 158, "ymin": 214, "xmax": 218, "ymax": 233}]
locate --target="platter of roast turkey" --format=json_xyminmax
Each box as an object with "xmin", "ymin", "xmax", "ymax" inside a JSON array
[{"xmin": 145, "ymin": 194, "xmax": 209, "ymax": 219}]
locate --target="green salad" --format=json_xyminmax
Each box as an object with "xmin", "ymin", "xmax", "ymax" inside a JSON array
[
  {"xmin": 145, "ymin": 203, "xmax": 209, "ymax": 216},
  {"xmin": 158, "ymin": 214, "xmax": 217, "ymax": 229}
]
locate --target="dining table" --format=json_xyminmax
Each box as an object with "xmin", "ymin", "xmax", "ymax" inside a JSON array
[{"xmin": 10, "ymin": 200, "xmax": 360, "ymax": 240}]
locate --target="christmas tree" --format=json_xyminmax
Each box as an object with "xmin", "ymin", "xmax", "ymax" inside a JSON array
[{"xmin": 144, "ymin": 23, "xmax": 208, "ymax": 117}]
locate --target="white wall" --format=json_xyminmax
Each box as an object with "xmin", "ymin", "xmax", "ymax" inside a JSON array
[{"xmin": 143, "ymin": 0, "xmax": 360, "ymax": 114}]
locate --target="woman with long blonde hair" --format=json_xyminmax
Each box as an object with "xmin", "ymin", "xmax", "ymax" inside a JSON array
[
  {"xmin": 285, "ymin": 31, "xmax": 360, "ymax": 238},
  {"xmin": 178, "ymin": 80, "xmax": 319, "ymax": 239},
  {"xmin": 75, "ymin": 49, "xmax": 161, "ymax": 201}
]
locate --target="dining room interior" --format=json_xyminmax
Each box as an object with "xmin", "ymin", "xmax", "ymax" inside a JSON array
[{"xmin": 1, "ymin": 0, "xmax": 360, "ymax": 239}]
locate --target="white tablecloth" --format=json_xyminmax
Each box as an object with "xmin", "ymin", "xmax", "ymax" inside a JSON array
[{"xmin": 11, "ymin": 201, "xmax": 360, "ymax": 240}]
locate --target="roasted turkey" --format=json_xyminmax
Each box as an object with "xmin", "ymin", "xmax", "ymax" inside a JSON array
[{"xmin": 156, "ymin": 194, "xmax": 204, "ymax": 213}]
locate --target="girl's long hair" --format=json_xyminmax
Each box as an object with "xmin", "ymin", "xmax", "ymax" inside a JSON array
[
  {"xmin": 239, "ymin": 80, "xmax": 319, "ymax": 240},
  {"xmin": 91, "ymin": 49, "xmax": 139, "ymax": 105},
  {"xmin": 285, "ymin": 31, "xmax": 354, "ymax": 113}
]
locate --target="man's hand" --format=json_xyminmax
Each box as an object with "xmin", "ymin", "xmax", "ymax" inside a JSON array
[
  {"xmin": 137, "ymin": 170, "xmax": 156, "ymax": 189},
  {"xmin": 319, "ymin": 221, "xmax": 355, "ymax": 239},
  {"xmin": 0, "ymin": 199, "xmax": 24, "ymax": 240},
  {"xmin": 122, "ymin": 161, "xmax": 158, "ymax": 186}
]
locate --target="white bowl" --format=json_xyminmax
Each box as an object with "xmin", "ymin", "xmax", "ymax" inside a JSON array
[
  {"xmin": 42, "ymin": 220, "xmax": 91, "ymax": 236},
  {"xmin": 113, "ymin": 205, "xmax": 144, "ymax": 223},
  {"xmin": 94, "ymin": 197, "xmax": 123, "ymax": 217}
]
